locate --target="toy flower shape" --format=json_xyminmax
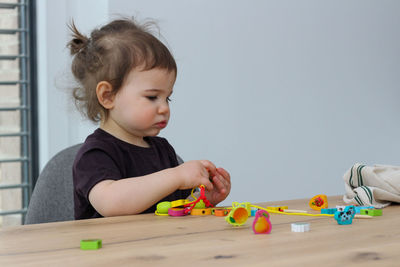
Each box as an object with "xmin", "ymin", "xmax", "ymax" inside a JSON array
[{"xmin": 309, "ymin": 194, "xmax": 328, "ymax": 211}]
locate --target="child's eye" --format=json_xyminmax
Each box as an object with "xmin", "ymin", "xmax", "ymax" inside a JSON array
[
  {"xmin": 146, "ymin": 96, "xmax": 157, "ymax": 101},
  {"xmin": 167, "ymin": 97, "xmax": 172, "ymax": 102}
]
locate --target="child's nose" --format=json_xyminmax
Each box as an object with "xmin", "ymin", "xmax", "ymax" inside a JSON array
[{"xmin": 158, "ymin": 102, "xmax": 170, "ymax": 114}]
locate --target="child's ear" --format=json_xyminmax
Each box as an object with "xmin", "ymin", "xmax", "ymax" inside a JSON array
[{"xmin": 96, "ymin": 81, "xmax": 115, "ymax": 109}]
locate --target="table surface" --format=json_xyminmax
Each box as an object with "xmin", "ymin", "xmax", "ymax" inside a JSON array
[{"xmin": 0, "ymin": 195, "xmax": 399, "ymax": 266}]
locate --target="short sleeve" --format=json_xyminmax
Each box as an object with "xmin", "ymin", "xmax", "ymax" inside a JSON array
[{"xmin": 73, "ymin": 149, "xmax": 122, "ymax": 201}]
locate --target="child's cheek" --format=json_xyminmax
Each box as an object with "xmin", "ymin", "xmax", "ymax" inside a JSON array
[{"xmin": 137, "ymin": 107, "xmax": 155, "ymax": 125}]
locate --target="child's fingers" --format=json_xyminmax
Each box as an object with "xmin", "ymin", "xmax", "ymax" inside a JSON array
[
  {"xmin": 219, "ymin": 174, "xmax": 231, "ymax": 189},
  {"xmin": 202, "ymin": 178, "xmax": 214, "ymax": 191},
  {"xmin": 216, "ymin": 167, "xmax": 230, "ymax": 180},
  {"xmin": 200, "ymin": 160, "xmax": 217, "ymax": 176},
  {"xmin": 215, "ymin": 170, "xmax": 231, "ymax": 195},
  {"xmin": 217, "ymin": 167, "xmax": 231, "ymax": 183},
  {"xmin": 211, "ymin": 174, "xmax": 228, "ymax": 194}
]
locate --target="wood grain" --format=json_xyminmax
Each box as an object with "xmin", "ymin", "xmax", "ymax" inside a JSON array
[{"xmin": 0, "ymin": 196, "xmax": 399, "ymax": 266}]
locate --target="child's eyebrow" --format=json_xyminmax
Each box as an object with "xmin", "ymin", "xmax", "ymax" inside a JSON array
[{"xmin": 144, "ymin": 89, "xmax": 173, "ymax": 95}]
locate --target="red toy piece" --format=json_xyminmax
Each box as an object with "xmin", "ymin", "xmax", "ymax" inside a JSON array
[{"xmin": 184, "ymin": 185, "xmax": 213, "ymax": 214}]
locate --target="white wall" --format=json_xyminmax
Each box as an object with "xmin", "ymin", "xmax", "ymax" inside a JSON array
[
  {"xmin": 37, "ymin": 0, "xmax": 108, "ymax": 169},
  {"xmin": 38, "ymin": 0, "xmax": 400, "ymax": 205}
]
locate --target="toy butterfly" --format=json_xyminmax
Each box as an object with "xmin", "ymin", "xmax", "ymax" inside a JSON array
[{"xmin": 334, "ymin": 205, "xmax": 355, "ymax": 225}]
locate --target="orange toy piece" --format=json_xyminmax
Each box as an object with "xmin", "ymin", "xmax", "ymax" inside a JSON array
[
  {"xmin": 309, "ymin": 194, "xmax": 328, "ymax": 211},
  {"xmin": 212, "ymin": 208, "xmax": 231, "ymax": 217},
  {"xmin": 190, "ymin": 208, "xmax": 212, "ymax": 216},
  {"xmin": 225, "ymin": 206, "xmax": 249, "ymax": 226}
]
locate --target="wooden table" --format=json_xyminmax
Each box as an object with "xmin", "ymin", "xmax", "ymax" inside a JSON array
[{"xmin": 0, "ymin": 196, "xmax": 399, "ymax": 266}]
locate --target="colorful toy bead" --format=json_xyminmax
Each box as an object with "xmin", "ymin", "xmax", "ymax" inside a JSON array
[
  {"xmin": 360, "ymin": 209, "xmax": 382, "ymax": 216},
  {"xmin": 225, "ymin": 206, "xmax": 249, "ymax": 226},
  {"xmin": 168, "ymin": 208, "xmax": 186, "ymax": 216},
  {"xmin": 212, "ymin": 208, "xmax": 231, "ymax": 217},
  {"xmin": 251, "ymin": 208, "xmax": 258, "ymax": 217},
  {"xmin": 171, "ymin": 199, "xmax": 188, "ymax": 208},
  {"xmin": 252, "ymin": 210, "xmax": 272, "ymax": 234},
  {"xmin": 80, "ymin": 239, "xmax": 102, "ymax": 250},
  {"xmin": 291, "ymin": 222, "xmax": 310, "ymax": 232},
  {"xmin": 334, "ymin": 206, "xmax": 355, "ymax": 225},
  {"xmin": 321, "ymin": 208, "xmax": 337, "ymax": 214},
  {"xmin": 184, "ymin": 185, "xmax": 213, "ymax": 215},
  {"xmin": 232, "ymin": 202, "xmax": 252, "ymax": 216},
  {"xmin": 194, "ymin": 200, "xmax": 206, "ymax": 209},
  {"xmin": 155, "ymin": 201, "xmax": 171, "ymax": 216},
  {"xmin": 190, "ymin": 208, "xmax": 211, "ymax": 215},
  {"xmin": 354, "ymin": 206, "xmax": 374, "ymax": 214},
  {"xmin": 309, "ymin": 194, "xmax": 328, "ymax": 211}
]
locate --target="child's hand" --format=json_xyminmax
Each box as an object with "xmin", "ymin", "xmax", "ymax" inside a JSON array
[
  {"xmin": 205, "ymin": 167, "xmax": 231, "ymax": 206},
  {"xmin": 175, "ymin": 160, "xmax": 216, "ymax": 190}
]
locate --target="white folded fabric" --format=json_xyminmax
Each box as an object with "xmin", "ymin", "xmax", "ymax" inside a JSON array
[{"xmin": 343, "ymin": 163, "xmax": 400, "ymax": 208}]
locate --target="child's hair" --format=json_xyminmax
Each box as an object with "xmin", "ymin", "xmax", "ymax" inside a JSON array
[{"xmin": 67, "ymin": 18, "xmax": 177, "ymax": 122}]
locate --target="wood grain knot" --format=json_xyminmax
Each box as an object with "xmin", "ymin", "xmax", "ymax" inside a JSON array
[
  {"xmin": 353, "ymin": 252, "xmax": 381, "ymax": 261},
  {"xmin": 214, "ymin": 255, "xmax": 235, "ymax": 259}
]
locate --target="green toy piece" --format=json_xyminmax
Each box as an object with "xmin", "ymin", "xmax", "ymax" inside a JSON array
[
  {"xmin": 360, "ymin": 209, "xmax": 382, "ymax": 216},
  {"xmin": 156, "ymin": 201, "xmax": 171, "ymax": 214},
  {"xmin": 194, "ymin": 200, "xmax": 206, "ymax": 209},
  {"xmin": 80, "ymin": 239, "xmax": 102, "ymax": 250}
]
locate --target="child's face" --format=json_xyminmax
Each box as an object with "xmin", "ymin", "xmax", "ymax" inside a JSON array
[{"xmin": 108, "ymin": 67, "xmax": 176, "ymax": 141}]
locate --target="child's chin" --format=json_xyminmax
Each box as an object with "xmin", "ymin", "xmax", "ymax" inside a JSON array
[{"xmin": 147, "ymin": 129, "xmax": 162, "ymax": 136}]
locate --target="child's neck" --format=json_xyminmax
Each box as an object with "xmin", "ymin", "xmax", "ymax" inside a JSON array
[{"xmin": 100, "ymin": 119, "xmax": 149, "ymax": 148}]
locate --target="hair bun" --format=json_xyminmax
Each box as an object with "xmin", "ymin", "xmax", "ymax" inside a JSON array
[{"xmin": 68, "ymin": 21, "xmax": 90, "ymax": 55}]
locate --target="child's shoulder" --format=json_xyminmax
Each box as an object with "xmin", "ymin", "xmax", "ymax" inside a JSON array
[
  {"xmin": 83, "ymin": 128, "xmax": 114, "ymax": 146},
  {"xmin": 77, "ymin": 128, "xmax": 120, "ymax": 156}
]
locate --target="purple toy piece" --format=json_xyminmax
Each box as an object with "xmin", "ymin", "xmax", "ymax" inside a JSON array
[{"xmin": 168, "ymin": 208, "xmax": 186, "ymax": 216}]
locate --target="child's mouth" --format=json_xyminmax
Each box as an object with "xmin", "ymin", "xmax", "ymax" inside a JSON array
[{"xmin": 156, "ymin": 121, "xmax": 167, "ymax": 128}]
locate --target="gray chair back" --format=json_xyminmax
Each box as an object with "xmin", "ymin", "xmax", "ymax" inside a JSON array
[
  {"xmin": 24, "ymin": 143, "xmax": 184, "ymax": 224},
  {"xmin": 24, "ymin": 144, "xmax": 82, "ymax": 224}
]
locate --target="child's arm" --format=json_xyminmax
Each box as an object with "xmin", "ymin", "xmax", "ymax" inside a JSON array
[{"xmin": 88, "ymin": 160, "xmax": 216, "ymax": 216}]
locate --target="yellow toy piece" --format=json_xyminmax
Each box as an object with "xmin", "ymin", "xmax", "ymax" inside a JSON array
[
  {"xmin": 225, "ymin": 206, "xmax": 249, "ymax": 226},
  {"xmin": 171, "ymin": 199, "xmax": 190, "ymax": 208},
  {"xmin": 267, "ymin": 206, "xmax": 288, "ymax": 212},
  {"xmin": 190, "ymin": 208, "xmax": 212, "ymax": 216},
  {"xmin": 232, "ymin": 202, "xmax": 252, "ymax": 216},
  {"xmin": 251, "ymin": 204, "xmax": 333, "ymax": 217},
  {"xmin": 309, "ymin": 194, "xmax": 328, "ymax": 211}
]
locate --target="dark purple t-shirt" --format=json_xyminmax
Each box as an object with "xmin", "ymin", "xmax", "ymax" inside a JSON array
[{"xmin": 73, "ymin": 128, "xmax": 190, "ymax": 220}]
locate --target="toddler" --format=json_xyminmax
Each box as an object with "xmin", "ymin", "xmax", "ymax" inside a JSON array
[{"xmin": 69, "ymin": 18, "xmax": 231, "ymax": 219}]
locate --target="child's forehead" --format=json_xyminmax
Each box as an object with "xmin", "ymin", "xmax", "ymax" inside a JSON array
[
  {"xmin": 124, "ymin": 67, "xmax": 176, "ymax": 89},
  {"xmin": 131, "ymin": 66, "xmax": 175, "ymax": 78}
]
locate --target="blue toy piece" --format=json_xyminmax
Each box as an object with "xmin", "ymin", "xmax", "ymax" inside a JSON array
[
  {"xmin": 251, "ymin": 208, "xmax": 258, "ymax": 217},
  {"xmin": 334, "ymin": 206, "xmax": 355, "ymax": 225},
  {"xmin": 321, "ymin": 208, "xmax": 337, "ymax": 214}
]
